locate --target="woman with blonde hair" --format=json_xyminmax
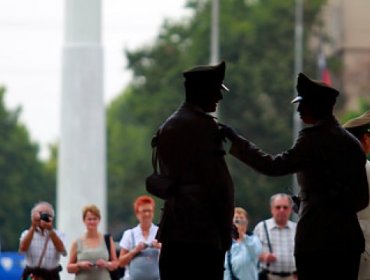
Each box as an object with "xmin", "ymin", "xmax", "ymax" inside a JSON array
[
  {"xmin": 224, "ymin": 207, "xmax": 262, "ymax": 280},
  {"xmin": 67, "ymin": 204, "xmax": 118, "ymax": 280}
]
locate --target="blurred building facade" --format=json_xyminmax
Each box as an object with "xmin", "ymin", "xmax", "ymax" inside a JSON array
[{"xmin": 321, "ymin": 0, "xmax": 370, "ymax": 112}]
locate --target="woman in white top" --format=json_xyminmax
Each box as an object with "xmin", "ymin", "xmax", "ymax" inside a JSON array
[{"xmin": 119, "ymin": 195, "xmax": 161, "ymax": 280}]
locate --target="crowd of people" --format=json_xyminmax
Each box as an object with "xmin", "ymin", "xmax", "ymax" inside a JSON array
[
  {"xmin": 18, "ymin": 60, "xmax": 370, "ymax": 280},
  {"xmin": 19, "ymin": 194, "xmax": 298, "ymax": 280}
]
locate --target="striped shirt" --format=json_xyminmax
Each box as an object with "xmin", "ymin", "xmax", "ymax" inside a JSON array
[
  {"xmin": 20, "ymin": 228, "xmax": 66, "ymax": 269},
  {"xmin": 253, "ymin": 218, "xmax": 296, "ymax": 273}
]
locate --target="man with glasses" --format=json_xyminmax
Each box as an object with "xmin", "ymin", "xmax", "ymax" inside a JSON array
[{"xmin": 254, "ymin": 193, "xmax": 297, "ymax": 280}]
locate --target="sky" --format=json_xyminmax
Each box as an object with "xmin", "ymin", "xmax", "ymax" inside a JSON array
[{"xmin": 0, "ymin": 0, "xmax": 190, "ymax": 159}]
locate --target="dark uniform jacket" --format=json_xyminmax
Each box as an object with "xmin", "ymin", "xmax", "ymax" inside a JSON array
[
  {"xmin": 155, "ymin": 102, "xmax": 234, "ymax": 251},
  {"xmin": 230, "ymin": 116, "xmax": 369, "ymax": 254}
]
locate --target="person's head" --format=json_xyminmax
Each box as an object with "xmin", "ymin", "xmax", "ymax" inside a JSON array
[
  {"xmin": 343, "ymin": 110, "xmax": 370, "ymax": 155},
  {"xmin": 233, "ymin": 207, "xmax": 249, "ymax": 232},
  {"xmin": 31, "ymin": 201, "xmax": 55, "ymax": 228},
  {"xmin": 134, "ymin": 195, "xmax": 155, "ymax": 225},
  {"xmin": 292, "ymin": 73, "xmax": 339, "ymax": 124},
  {"xmin": 183, "ymin": 60, "xmax": 229, "ymax": 112},
  {"xmin": 270, "ymin": 193, "xmax": 293, "ymax": 227},
  {"xmin": 82, "ymin": 204, "xmax": 101, "ymax": 230}
]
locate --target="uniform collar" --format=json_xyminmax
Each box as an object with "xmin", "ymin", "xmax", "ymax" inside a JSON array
[{"xmin": 182, "ymin": 102, "xmax": 218, "ymax": 120}]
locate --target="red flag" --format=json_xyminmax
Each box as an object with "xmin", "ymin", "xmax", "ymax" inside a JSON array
[{"xmin": 318, "ymin": 49, "xmax": 332, "ymax": 85}]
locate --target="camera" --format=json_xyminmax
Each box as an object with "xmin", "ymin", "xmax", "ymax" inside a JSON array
[
  {"xmin": 234, "ymin": 219, "xmax": 243, "ymax": 225},
  {"xmin": 40, "ymin": 212, "xmax": 51, "ymax": 222},
  {"xmin": 232, "ymin": 224, "xmax": 239, "ymax": 240},
  {"xmin": 143, "ymin": 243, "xmax": 152, "ymax": 249}
]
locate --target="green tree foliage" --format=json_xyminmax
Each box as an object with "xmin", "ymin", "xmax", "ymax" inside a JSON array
[
  {"xmin": 107, "ymin": 0, "xmax": 327, "ymax": 233},
  {"xmin": 0, "ymin": 87, "xmax": 55, "ymax": 250}
]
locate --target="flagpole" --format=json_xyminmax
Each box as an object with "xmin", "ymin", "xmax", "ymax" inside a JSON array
[
  {"xmin": 210, "ymin": 0, "xmax": 219, "ymax": 65},
  {"xmin": 292, "ymin": 0, "xmax": 303, "ymax": 203},
  {"xmin": 210, "ymin": 0, "xmax": 220, "ymax": 118}
]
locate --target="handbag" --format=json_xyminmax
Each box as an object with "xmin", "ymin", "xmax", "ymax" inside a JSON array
[
  {"xmin": 258, "ymin": 269, "xmax": 269, "ymax": 280},
  {"xmin": 129, "ymin": 230, "xmax": 160, "ymax": 280},
  {"xmin": 258, "ymin": 221, "xmax": 272, "ymax": 280},
  {"xmin": 104, "ymin": 233, "xmax": 125, "ymax": 280},
  {"xmin": 145, "ymin": 130, "xmax": 176, "ymax": 199}
]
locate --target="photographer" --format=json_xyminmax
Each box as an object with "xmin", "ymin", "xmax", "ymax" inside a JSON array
[
  {"xmin": 19, "ymin": 201, "xmax": 67, "ymax": 280},
  {"xmin": 224, "ymin": 207, "xmax": 262, "ymax": 280}
]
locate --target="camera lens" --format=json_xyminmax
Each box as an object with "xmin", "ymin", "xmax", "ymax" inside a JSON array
[{"xmin": 40, "ymin": 213, "xmax": 51, "ymax": 222}]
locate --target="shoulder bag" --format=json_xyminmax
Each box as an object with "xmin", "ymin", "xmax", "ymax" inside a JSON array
[
  {"xmin": 145, "ymin": 130, "xmax": 176, "ymax": 199},
  {"xmin": 104, "ymin": 233, "xmax": 125, "ymax": 280}
]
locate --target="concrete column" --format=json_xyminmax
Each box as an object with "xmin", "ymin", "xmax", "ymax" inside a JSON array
[{"xmin": 57, "ymin": 0, "xmax": 105, "ymax": 278}]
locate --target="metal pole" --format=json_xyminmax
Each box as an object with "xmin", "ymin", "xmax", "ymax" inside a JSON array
[
  {"xmin": 210, "ymin": 0, "xmax": 220, "ymax": 118},
  {"xmin": 292, "ymin": 0, "xmax": 303, "ymax": 198},
  {"xmin": 210, "ymin": 0, "xmax": 219, "ymax": 64}
]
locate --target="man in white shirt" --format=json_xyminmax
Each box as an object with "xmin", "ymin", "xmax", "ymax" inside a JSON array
[
  {"xmin": 254, "ymin": 193, "xmax": 297, "ymax": 280},
  {"xmin": 19, "ymin": 201, "xmax": 67, "ymax": 280}
]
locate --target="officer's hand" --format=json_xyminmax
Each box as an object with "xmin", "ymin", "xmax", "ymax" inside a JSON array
[{"xmin": 218, "ymin": 123, "xmax": 240, "ymax": 143}]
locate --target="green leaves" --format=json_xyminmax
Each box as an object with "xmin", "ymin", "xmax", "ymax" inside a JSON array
[{"xmin": 0, "ymin": 88, "xmax": 55, "ymax": 250}]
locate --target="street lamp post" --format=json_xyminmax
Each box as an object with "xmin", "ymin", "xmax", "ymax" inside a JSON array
[{"xmin": 292, "ymin": 0, "xmax": 304, "ymax": 220}]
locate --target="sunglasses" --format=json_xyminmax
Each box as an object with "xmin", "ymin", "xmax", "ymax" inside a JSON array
[{"xmin": 274, "ymin": 205, "xmax": 290, "ymax": 210}]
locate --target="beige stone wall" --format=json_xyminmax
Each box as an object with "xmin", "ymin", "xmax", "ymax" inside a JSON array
[
  {"xmin": 322, "ymin": 0, "xmax": 370, "ymax": 112},
  {"xmin": 342, "ymin": 50, "xmax": 370, "ymax": 110}
]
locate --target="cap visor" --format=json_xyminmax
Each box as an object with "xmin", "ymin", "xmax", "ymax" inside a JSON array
[
  {"xmin": 221, "ymin": 83, "xmax": 229, "ymax": 92},
  {"xmin": 291, "ymin": 96, "xmax": 302, "ymax": 103}
]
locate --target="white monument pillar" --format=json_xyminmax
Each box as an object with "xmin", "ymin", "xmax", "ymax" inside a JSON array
[{"xmin": 57, "ymin": 0, "xmax": 105, "ymax": 278}]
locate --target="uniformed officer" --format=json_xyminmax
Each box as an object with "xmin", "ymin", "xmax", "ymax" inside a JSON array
[
  {"xmin": 343, "ymin": 110, "xmax": 370, "ymax": 280},
  {"xmin": 221, "ymin": 73, "xmax": 369, "ymax": 280},
  {"xmin": 154, "ymin": 61, "xmax": 234, "ymax": 280}
]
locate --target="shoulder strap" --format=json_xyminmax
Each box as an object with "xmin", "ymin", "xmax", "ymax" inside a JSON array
[
  {"xmin": 130, "ymin": 229, "xmax": 136, "ymax": 248},
  {"xmin": 104, "ymin": 233, "xmax": 112, "ymax": 261},
  {"xmin": 150, "ymin": 130, "xmax": 160, "ymax": 174},
  {"xmin": 263, "ymin": 220, "xmax": 272, "ymax": 253},
  {"xmin": 37, "ymin": 233, "xmax": 50, "ymax": 267},
  {"xmin": 227, "ymin": 250, "xmax": 239, "ymax": 280},
  {"xmin": 262, "ymin": 220, "xmax": 272, "ymax": 269}
]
